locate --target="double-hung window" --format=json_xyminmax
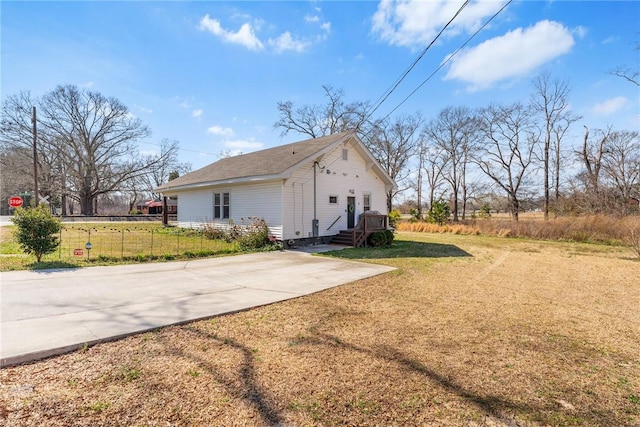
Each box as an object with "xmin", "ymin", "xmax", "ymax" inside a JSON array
[
  {"xmin": 214, "ymin": 192, "xmax": 230, "ymax": 219},
  {"xmin": 223, "ymin": 192, "xmax": 230, "ymax": 219},
  {"xmin": 363, "ymin": 193, "xmax": 371, "ymax": 212}
]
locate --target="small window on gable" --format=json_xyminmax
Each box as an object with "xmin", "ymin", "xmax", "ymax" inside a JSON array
[
  {"xmin": 329, "ymin": 195, "xmax": 338, "ymax": 204},
  {"xmin": 342, "ymin": 148, "xmax": 348, "ymax": 161}
]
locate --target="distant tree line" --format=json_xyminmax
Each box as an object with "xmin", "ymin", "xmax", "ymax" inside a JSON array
[{"xmin": 274, "ymin": 77, "xmax": 639, "ymax": 221}]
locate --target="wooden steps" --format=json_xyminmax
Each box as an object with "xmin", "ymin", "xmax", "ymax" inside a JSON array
[{"xmin": 330, "ymin": 230, "xmax": 355, "ymax": 246}]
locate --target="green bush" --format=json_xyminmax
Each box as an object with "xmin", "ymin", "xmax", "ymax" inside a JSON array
[
  {"xmin": 11, "ymin": 205, "xmax": 62, "ymax": 262},
  {"xmin": 409, "ymin": 208, "xmax": 423, "ymax": 222},
  {"xmin": 388, "ymin": 209, "xmax": 402, "ymax": 228},
  {"xmin": 478, "ymin": 204, "xmax": 492, "ymax": 219},
  {"xmin": 427, "ymin": 200, "xmax": 450, "ymax": 225},
  {"xmin": 368, "ymin": 229, "xmax": 394, "ymax": 247}
]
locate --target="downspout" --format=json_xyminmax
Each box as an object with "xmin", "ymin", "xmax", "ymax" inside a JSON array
[{"xmin": 312, "ymin": 161, "xmax": 318, "ymax": 237}]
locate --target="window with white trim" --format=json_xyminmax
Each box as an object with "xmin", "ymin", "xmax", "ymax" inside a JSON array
[
  {"xmin": 223, "ymin": 192, "xmax": 230, "ymax": 219},
  {"xmin": 213, "ymin": 192, "xmax": 230, "ymax": 219},
  {"xmin": 214, "ymin": 193, "xmax": 220, "ymax": 218}
]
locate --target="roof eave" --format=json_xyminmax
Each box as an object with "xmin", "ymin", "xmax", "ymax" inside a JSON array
[{"xmin": 156, "ymin": 173, "xmax": 287, "ymax": 194}]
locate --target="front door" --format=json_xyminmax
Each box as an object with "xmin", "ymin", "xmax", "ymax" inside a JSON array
[{"xmin": 347, "ymin": 196, "xmax": 356, "ymax": 229}]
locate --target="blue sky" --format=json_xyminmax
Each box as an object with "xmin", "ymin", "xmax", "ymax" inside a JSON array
[{"xmin": 2, "ymin": 0, "xmax": 639, "ymax": 171}]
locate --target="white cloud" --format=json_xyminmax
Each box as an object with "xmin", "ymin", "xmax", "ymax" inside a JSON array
[
  {"xmin": 192, "ymin": 109, "xmax": 203, "ymax": 118},
  {"xmin": 320, "ymin": 22, "xmax": 331, "ymax": 34},
  {"xmin": 372, "ymin": 0, "xmax": 506, "ymax": 48},
  {"xmin": 225, "ymin": 138, "xmax": 263, "ymax": 153},
  {"xmin": 179, "ymin": 100, "xmax": 191, "ymax": 109},
  {"xmin": 207, "ymin": 125, "xmax": 235, "ymax": 137},
  {"xmin": 268, "ymin": 31, "xmax": 310, "ymax": 53},
  {"xmin": 305, "ymin": 14, "xmax": 320, "ymax": 23},
  {"xmin": 591, "ymin": 96, "xmax": 628, "ymax": 115},
  {"xmin": 573, "ymin": 25, "xmax": 588, "ymax": 39},
  {"xmin": 444, "ymin": 20, "xmax": 574, "ymax": 90},
  {"xmin": 80, "ymin": 81, "xmax": 95, "ymax": 88},
  {"xmin": 138, "ymin": 105, "xmax": 153, "ymax": 114},
  {"xmin": 199, "ymin": 14, "xmax": 264, "ymax": 51}
]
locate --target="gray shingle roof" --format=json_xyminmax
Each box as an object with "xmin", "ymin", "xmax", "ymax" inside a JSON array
[{"xmin": 156, "ymin": 131, "xmax": 356, "ymax": 192}]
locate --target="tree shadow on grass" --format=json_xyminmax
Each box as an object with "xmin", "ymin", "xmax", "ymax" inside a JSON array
[
  {"xmin": 28, "ymin": 261, "xmax": 80, "ymax": 272},
  {"xmin": 158, "ymin": 326, "xmax": 285, "ymax": 426},
  {"xmin": 290, "ymin": 330, "xmax": 626, "ymax": 426},
  {"xmin": 324, "ymin": 240, "xmax": 472, "ymax": 260}
]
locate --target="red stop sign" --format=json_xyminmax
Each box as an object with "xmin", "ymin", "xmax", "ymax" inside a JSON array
[{"xmin": 8, "ymin": 196, "xmax": 23, "ymax": 208}]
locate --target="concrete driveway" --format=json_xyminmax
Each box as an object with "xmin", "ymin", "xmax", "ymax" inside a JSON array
[{"xmin": 0, "ymin": 247, "xmax": 394, "ymax": 367}]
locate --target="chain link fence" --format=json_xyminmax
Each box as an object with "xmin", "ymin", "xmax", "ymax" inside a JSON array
[{"xmin": 49, "ymin": 225, "xmax": 236, "ymax": 261}]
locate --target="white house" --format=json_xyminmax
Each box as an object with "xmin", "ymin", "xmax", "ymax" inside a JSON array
[{"xmin": 155, "ymin": 131, "xmax": 395, "ymax": 247}]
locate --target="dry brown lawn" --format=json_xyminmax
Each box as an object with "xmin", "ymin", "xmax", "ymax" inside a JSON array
[{"xmin": 1, "ymin": 232, "xmax": 639, "ymax": 426}]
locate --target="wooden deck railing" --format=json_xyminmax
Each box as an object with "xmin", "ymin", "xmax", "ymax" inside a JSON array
[{"xmin": 350, "ymin": 213, "xmax": 388, "ymax": 247}]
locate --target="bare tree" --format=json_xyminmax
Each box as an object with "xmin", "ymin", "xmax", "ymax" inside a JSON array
[
  {"xmin": 413, "ymin": 135, "xmax": 426, "ymax": 218},
  {"xmin": 574, "ymin": 126, "xmax": 639, "ymax": 213},
  {"xmin": 121, "ymin": 139, "xmax": 191, "ymax": 212},
  {"xmin": 140, "ymin": 139, "xmax": 191, "ymax": 198},
  {"xmin": 274, "ymin": 85, "xmax": 370, "ymax": 138},
  {"xmin": 610, "ymin": 41, "xmax": 640, "ymax": 87},
  {"xmin": 423, "ymin": 106, "xmax": 479, "ymax": 221},
  {"xmin": 601, "ymin": 130, "xmax": 640, "ymax": 206},
  {"xmin": 274, "ymin": 85, "xmax": 422, "ymax": 211},
  {"xmin": 361, "ymin": 114, "xmax": 423, "ymax": 212},
  {"xmin": 474, "ymin": 103, "xmax": 539, "ymax": 221},
  {"xmin": 0, "ymin": 91, "xmax": 59, "ymax": 207},
  {"xmin": 1, "ymin": 85, "xmax": 173, "ymax": 215},
  {"xmin": 530, "ymin": 72, "xmax": 580, "ymax": 219},
  {"xmin": 578, "ymin": 126, "xmax": 610, "ymax": 211},
  {"xmin": 418, "ymin": 141, "xmax": 448, "ymax": 215}
]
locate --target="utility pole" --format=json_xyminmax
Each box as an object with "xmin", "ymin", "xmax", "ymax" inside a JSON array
[{"xmin": 32, "ymin": 106, "xmax": 39, "ymax": 206}]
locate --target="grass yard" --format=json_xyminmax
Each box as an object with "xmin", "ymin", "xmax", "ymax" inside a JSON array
[
  {"xmin": 0, "ymin": 223, "xmax": 238, "ymax": 271},
  {"xmin": 1, "ymin": 232, "xmax": 639, "ymax": 426}
]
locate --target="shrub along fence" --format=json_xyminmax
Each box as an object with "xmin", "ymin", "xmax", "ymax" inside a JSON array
[{"xmin": 48, "ymin": 225, "xmax": 237, "ymax": 262}]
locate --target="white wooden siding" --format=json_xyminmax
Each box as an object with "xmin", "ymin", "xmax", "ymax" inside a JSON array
[
  {"xmin": 177, "ymin": 181, "xmax": 284, "ymax": 239},
  {"xmin": 176, "ymin": 188, "xmax": 214, "ymax": 227},
  {"xmin": 281, "ymin": 141, "xmax": 388, "ymax": 240}
]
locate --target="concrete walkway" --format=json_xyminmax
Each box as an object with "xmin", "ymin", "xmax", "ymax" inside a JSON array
[{"xmin": 0, "ymin": 247, "xmax": 394, "ymax": 367}]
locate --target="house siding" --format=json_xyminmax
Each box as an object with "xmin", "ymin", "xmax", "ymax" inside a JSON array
[
  {"xmin": 176, "ymin": 181, "xmax": 284, "ymax": 239},
  {"xmin": 282, "ymin": 141, "xmax": 388, "ymax": 240},
  {"xmin": 177, "ymin": 189, "xmax": 214, "ymax": 227}
]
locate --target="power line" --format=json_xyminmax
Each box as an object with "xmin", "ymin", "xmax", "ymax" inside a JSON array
[
  {"xmin": 364, "ymin": 0, "xmax": 471, "ymax": 123},
  {"xmin": 381, "ymin": 0, "xmax": 513, "ymax": 120}
]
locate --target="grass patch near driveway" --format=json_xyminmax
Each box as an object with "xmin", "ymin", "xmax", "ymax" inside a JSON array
[
  {"xmin": 0, "ymin": 223, "xmax": 240, "ymax": 271},
  {"xmin": 1, "ymin": 232, "xmax": 639, "ymax": 426}
]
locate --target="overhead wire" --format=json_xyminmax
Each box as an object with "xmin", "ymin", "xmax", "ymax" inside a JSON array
[
  {"xmin": 363, "ymin": 0, "xmax": 471, "ymax": 124},
  {"xmin": 380, "ymin": 0, "xmax": 513, "ymax": 121}
]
